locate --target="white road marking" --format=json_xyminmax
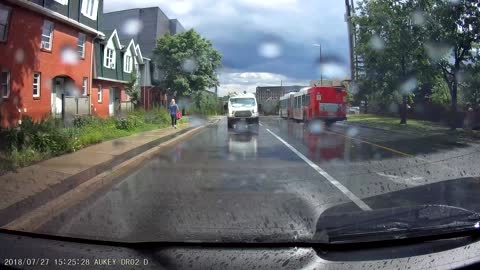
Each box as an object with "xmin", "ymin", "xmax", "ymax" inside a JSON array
[{"xmin": 266, "ymin": 128, "xmax": 372, "ymax": 211}]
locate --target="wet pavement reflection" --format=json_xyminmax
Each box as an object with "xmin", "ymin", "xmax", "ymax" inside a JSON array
[{"xmin": 36, "ymin": 116, "xmax": 480, "ymax": 244}]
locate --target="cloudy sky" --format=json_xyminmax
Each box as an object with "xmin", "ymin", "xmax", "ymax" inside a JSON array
[{"xmin": 104, "ymin": 0, "xmax": 351, "ymax": 96}]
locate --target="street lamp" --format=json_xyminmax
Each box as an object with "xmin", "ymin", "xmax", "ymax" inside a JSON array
[{"xmin": 313, "ymin": 44, "xmax": 323, "ymax": 86}]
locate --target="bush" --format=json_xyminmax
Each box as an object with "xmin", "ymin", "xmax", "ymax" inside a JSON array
[
  {"xmin": 115, "ymin": 117, "xmax": 136, "ymax": 130},
  {"xmin": 73, "ymin": 116, "xmax": 103, "ymax": 128}
]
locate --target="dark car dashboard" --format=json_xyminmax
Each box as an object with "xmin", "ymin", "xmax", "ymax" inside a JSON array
[{"xmin": 1, "ymin": 230, "xmax": 480, "ymax": 270}]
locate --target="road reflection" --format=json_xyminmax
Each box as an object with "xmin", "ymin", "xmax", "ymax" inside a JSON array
[
  {"xmin": 227, "ymin": 132, "xmax": 258, "ymax": 160},
  {"xmin": 277, "ymin": 119, "xmax": 348, "ymax": 163}
]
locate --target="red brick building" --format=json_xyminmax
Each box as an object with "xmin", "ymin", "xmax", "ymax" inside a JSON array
[{"xmin": 0, "ymin": 0, "xmax": 104, "ymax": 127}]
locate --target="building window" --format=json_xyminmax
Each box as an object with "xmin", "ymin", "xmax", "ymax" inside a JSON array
[
  {"xmin": 41, "ymin": 20, "xmax": 54, "ymax": 50},
  {"xmin": 54, "ymin": 0, "xmax": 68, "ymax": 5},
  {"xmin": 97, "ymin": 84, "xmax": 102, "ymax": 103},
  {"xmin": 0, "ymin": 4, "xmax": 11, "ymax": 42},
  {"xmin": 124, "ymin": 55, "xmax": 132, "ymax": 73},
  {"xmin": 33, "ymin": 73, "xmax": 41, "ymax": 97},
  {"xmin": 104, "ymin": 48, "xmax": 115, "ymax": 69},
  {"xmin": 1, "ymin": 70, "xmax": 10, "ymax": 98},
  {"xmin": 81, "ymin": 0, "xmax": 99, "ymax": 20},
  {"xmin": 77, "ymin": 33, "xmax": 86, "ymax": 58},
  {"xmin": 82, "ymin": 77, "xmax": 88, "ymax": 96}
]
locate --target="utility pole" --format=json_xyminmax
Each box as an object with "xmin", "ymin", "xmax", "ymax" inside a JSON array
[
  {"xmin": 313, "ymin": 44, "xmax": 323, "ymax": 86},
  {"xmin": 319, "ymin": 45, "xmax": 323, "ymax": 86},
  {"xmin": 345, "ymin": 0, "xmax": 355, "ymax": 82}
]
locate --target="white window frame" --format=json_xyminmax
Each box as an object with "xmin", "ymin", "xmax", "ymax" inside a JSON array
[
  {"xmin": 77, "ymin": 33, "xmax": 86, "ymax": 59},
  {"xmin": 1, "ymin": 70, "xmax": 10, "ymax": 98},
  {"xmin": 54, "ymin": 0, "xmax": 68, "ymax": 5},
  {"xmin": 97, "ymin": 84, "xmax": 102, "ymax": 103},
  {"xmin": 82, "ymin": 77, "xmax": 88, "ymax": 96},
  {"xmin": 41, "ymin": 20, "xmax": 54, "ymax": 51},
  {"xmin": 124, "ymin": 55, "xmax": 132, "ymax": 73},
  {"xmin": 81, "ymin": 0, "xmax": 99, "ymax": 21},
  {"xmin": 104, "ymin": 48, "xmax": 115, "ymax": 69},
  {"xmin": 33, "ymin": 72, "xmax": 41, "ymax": 98},
  {"xmin": 0, "ymin": 4, "xmax": 12, "ymax": 42}
]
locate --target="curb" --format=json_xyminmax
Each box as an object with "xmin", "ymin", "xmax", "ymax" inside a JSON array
[{"xmin": 0, "ymin": 119, "xmax": 218, "ymax": 228}]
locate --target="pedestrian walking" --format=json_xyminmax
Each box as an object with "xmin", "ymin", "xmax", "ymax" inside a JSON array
[{"xmin": 170, "ymin": 99, "xmax": 179, "ymax": 128}]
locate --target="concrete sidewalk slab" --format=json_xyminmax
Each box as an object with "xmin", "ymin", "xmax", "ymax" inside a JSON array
[{"xmin": 0, "ymin": 123, "xmax": 196, "ymax": 226}]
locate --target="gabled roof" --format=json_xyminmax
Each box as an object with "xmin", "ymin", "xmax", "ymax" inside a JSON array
[
  {"xmin": 125, "ymin": 39, "xmax": 136, "ymax": 54},
  {"xmin": 103, "ymin": 29, "xmax": 122, "ymax": 49},
  {"xmin": 134, "ymin": 44, "xmax": 144, "ymax": 64}
]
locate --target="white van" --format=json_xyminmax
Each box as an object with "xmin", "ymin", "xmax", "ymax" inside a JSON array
[{"xmin": 227, "ymin": 92, "xmax": 259, "ymax": 129}]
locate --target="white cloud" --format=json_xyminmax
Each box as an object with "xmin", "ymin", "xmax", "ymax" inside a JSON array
[{"xmin": 217, "ymin": 71, "xmax": 309, "ymax": 96}]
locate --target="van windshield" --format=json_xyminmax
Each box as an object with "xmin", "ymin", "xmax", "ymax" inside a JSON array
[{"xmin": 231, "ymin": 98, "xmax": 256, "ymax": 106}]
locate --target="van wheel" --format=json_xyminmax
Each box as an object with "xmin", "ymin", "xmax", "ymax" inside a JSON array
[{"xmin": 227, "ymin": 120, "xmax": 234, "ymax": 129}]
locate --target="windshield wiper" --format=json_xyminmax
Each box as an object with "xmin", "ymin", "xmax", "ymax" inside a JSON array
[{"xmin": 313, "ymin": 205, "xmax": 480, "ymax": 244}]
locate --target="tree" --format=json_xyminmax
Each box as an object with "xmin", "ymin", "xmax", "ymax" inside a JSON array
[
  {"xmin": 354, "ymin": 0, "xmax": 428, "ymax": 123},
  {"xmin": 462, "ymin": 64, "xmax": 480, "ymax": 107},
  {"xmin": 424, "ymin": 0, "xmax": 480, "ymax": 129},
  {"xmin": 124, "ymin": 71, "xmax": 141, "ymax": 107},
  {"xmin": 153, "ymin": 30, "xmax": 222, "ymax": 97}
]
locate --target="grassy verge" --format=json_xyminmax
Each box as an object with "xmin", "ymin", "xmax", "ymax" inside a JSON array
[
  {"xmin": 347, "ymin": 114, "xmax": 448, "ymax": 134},
  {"xmin": 0, "ymin": 108, "xmax": 188, "ymax": 172}
]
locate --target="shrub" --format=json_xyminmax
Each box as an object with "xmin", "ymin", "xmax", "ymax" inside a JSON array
[
  {"xmin": 115, "ymin": 117, "xmax": 136, "ymax": 130},
  {"xmin": 73, "ymin": 116, "xmax": 102, "ymax": 128},
  {"xmin": 1, "ymin": 128, "xmax": 24, "ymax": 151},
  {"xmin": 31, "ymin": 132, "xmax": 56, "ymax": 153}
]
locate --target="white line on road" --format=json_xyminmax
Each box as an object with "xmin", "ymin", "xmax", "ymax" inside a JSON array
[{"xmin": 265, "ymin": 128, "xmax": 372, "ymax": 211}]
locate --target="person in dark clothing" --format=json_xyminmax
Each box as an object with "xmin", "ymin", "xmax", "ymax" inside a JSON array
[{"xmin": 169, "ymin": 99, "xmax": 179, "ymax": 128}]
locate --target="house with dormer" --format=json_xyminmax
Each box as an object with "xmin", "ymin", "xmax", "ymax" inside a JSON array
[
  {"xmin": 91, "ymin": 29, "xmax": 144, "ymax": 117},
  {"xmin": 0, "ymin": 0, "xmax": 104, "ymax": 127}
]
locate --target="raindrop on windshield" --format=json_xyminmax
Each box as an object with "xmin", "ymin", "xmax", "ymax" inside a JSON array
[
  {"xmin": 424, "ymin": 42, "xmax": 452, "ymax": 62},
  {"xmin": 319, "ymin": 62, "xmax": 348, "ymax": 79},
  {"xmin": 389, "ymin": 103, "xmax": 399, "ymax": 113},
  {"xmin": 411, "ymin": 10, "xmax": 426, "ymax": 25},
  {"xmin": 15, "ymin": 49, "xmax": 25, "ymax": 63},
  {"xmin": 369, "ymin": 35, "xmax": 385, "ymax": 51},
  {"xmin": 350, "ymin": 82, "xmax": 359, "ymax": 94},
  {"xmin": 182, "ymin": 58, "xmax": 198, "ymax": 73},
  {"xmin": 258, "ymin": 42, "xmax": 282, "ymax": 59},
  {"xmin": 308, "ymin": 120, "xmax": 324, "ymax": 134},
  {"xmin": 455, "ymin": 70, "xmax": 469, "ymax": 84},
  {"xmin": 61, "ymin": 46, "xmax": 79, "ymax": 65},
  {"xmin": 400, "ymin": 77, "xmax": 418, "ymax": 95},
  {"xmin": 122, "ymin": 19, "xmax": 143, "ymax": 35},
  {"xmin": 65, "ymin": 82, "xmax": 81, "ymax": 97},
  {"xmin": 346, "ymin": 127, "xmax": 359, "ymax": 137}
]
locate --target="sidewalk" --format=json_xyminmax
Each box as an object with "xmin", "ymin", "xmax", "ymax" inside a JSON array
[{"xmin": 0, "ymin": 122, "xmax": 194, "ymax": 227}]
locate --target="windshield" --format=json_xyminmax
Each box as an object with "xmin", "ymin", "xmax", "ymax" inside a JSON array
[
  {"xmin": 1, "ymin": 0, "xmax": 480, "ymax": 250},
  {"xmin": 230, "ymin": 98, "xmax": 256, "ymax": 106}
]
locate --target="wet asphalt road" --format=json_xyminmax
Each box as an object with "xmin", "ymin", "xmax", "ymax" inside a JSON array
[{"xmin": 38, "ymin": 116, "xmax": 480, "ymax": 243}]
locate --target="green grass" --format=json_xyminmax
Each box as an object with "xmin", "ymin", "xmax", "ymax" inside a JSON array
[
  {"xmin": 0, "ymin": 109, "xmax": 189, "ymax": 173},
  {"xmin": 347, "ymin": 114, "xmax": 448, "ymax": 133}
]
